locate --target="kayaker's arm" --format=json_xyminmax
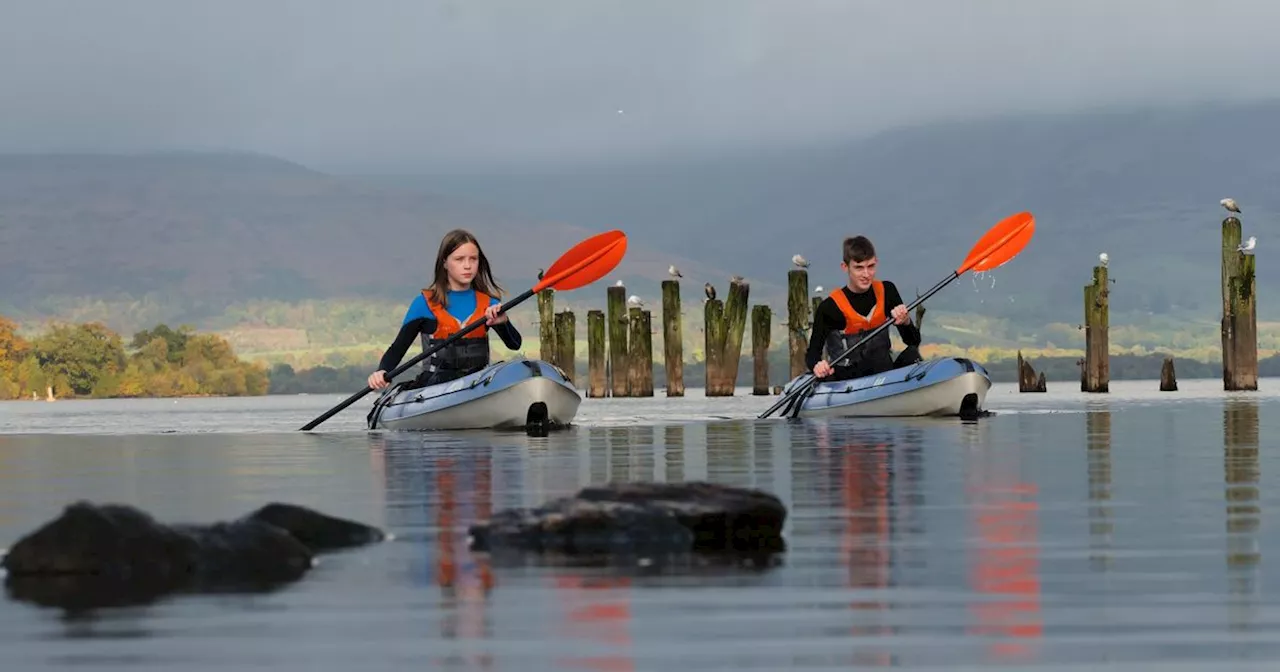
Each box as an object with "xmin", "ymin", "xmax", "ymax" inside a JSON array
[
  {"xmin": 882, "ymin": 281, "xmax": 921, "ymax": 346},
  {"xmin": 804, "ymin": 298, "xmax": 842, "ymax": 371},
  {"xmin": 492, "ymin": 322, "xmax": 522, "ymax": 350},
  {"xmin": 377, "ymin": 316, "xmax": 438, "ymax": 373}
]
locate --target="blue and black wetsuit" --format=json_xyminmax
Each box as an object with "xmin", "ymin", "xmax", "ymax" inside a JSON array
[{"xmin": 377, "ymin": 288, "xmax": 523, "ymax": 388}]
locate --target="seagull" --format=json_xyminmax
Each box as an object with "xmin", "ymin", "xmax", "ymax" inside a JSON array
[
  {"xmin": 814, "ymin": 285, "xmax": 824, "ymax": 294},
  {"xmin": 614, "ymin": 279, "xmax": 624, "ymax": 287},
  {"xmin": 704, "ymin": 282, "xmax": 716, "ymax": 301},
  {"xmin": 730, "ymin": 274, "xmax": 746, "ymax": 285},
  {"xmin": 792, "ymin": 254, "xmax": 809, "ymax": 268},
  {"xmin": 1239, "ymin": 236, "xmax": 1256, "ymax": 253},
  {"xmin": 1099, "ymin": 252, "xmax": 1108, "ymax": 268},
  {"xmin": 627, "ymin": 295, "xmax": 643, "ymax": 308},
  {"xmin": 1222, "ymin": 198, "xmax": 1241, "ymax": 214},
  {"xmin": 668, "ymin": 264, "xmax": 683, "ymax": 278}
]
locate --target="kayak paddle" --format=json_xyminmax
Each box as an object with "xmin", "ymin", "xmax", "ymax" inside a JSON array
[
  {"xmin": 759, "ymin": 211, "xmax": 1036, "ymax": 420},
  {"xmin": 299, "ymin": 229, "xmax": 629, "ymax": 431}
]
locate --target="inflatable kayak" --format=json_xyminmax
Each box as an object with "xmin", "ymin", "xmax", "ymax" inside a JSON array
[
  {"xmin": 367, "ymin": 358, "xmax": 581, "ymax": 433},
  {"xmin": 780, "ymin": 357, "xmax": 992, "ymax": 418}
]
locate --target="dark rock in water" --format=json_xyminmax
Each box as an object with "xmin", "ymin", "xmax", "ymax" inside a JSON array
[
  {"xmin": 468, "ymin": 481, "xmax": 787, "ymax": 566},
  {"xmin": 2, "ymin": 501, "xmax": 385, "ymax": 611}
]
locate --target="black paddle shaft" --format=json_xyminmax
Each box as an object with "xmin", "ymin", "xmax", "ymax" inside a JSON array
[
  {"xmin": 759, "ymin": 271, "xmax": 960, "ymax": 420},
  {"xmin": 298, "ymin": 287, "xmax": 536, "ymax": 431}
]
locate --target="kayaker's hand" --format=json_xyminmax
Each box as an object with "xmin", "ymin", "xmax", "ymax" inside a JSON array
[
  {"xmin": 368, "ymin": 370, "xmax": 389, "ymax": 390},
  {"xmin": 813, "ymin": 360, "xmax": 834, "ymax": 378},
  {"xmin": 484, "ymin": 304, "xmax": 508, "ymax": 325},
  {"xmin": 890, "ymin": 304, "xmax": 909, "ymax": 325}
]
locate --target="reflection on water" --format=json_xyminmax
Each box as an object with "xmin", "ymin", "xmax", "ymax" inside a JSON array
[
  {"xmin": 1224, "ymin": 399, "xmax": 1261, "ymax": 632},
  {"xmin": 1087, "ymin": 402, "xmax": 1113, "ymax": 571},
  {"xmin": 3, "ymin": 393, "xmax": 1280, "ymax": 669},
  {"xmin": 963, "ymin": 419, "xmax": 1043, "ymax": 663}
]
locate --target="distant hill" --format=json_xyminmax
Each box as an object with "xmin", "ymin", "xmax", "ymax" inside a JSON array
[
  {"xmin": 0, "ymin": 152, "xmax": 746, "ymax": 330},
  {"xmin": 5, "ymin": 99, "xmax": 1280, "ymax": 365},
  {"xmin": 391, "ymin": 99, "xmax": 1280, "ymax": 327}
]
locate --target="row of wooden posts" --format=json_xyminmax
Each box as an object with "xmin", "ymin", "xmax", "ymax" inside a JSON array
[
  {"xmin": 536, "ymin": 269, "xmax": 930, "ymax": 397},
  {"xmin": 1017, "ymin": 215, "xmax": 1259, "ymax": 393}
]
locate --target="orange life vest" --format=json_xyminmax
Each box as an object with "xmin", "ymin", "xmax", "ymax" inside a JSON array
[
  {"xmin": 422, "ymin": 289, "xmax": 490, "ymax": 339},
  {"xmin": 829, "ymin": 282, "xmax": 887, "ymax": 334}
]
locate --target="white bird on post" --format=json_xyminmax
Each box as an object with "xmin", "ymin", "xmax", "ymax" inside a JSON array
[
  {"xmin": 792, "ymin": 254, "xmax": 809, "ymax": 269},
  {"xmin": 668, "ymin": 264, "xmax": 682, "ymax": 278},
  {"xmin": 1221, "ymin": 198, "xmax": 1242, "ymax": 214},
  {"xmin": 1099, "ymin": 252, "xmax": 1109, "ymax": 268},
  {"xmin": 627, "ymin": 295, "xmax": 643, "ymax": 308},
  {"xmin": 1239, "ymin": 236, "xmax": 1256, "ymax": 253}
]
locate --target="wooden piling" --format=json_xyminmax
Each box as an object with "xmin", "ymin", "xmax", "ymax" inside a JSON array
[
  {"xmin": 751, "ymin": 304, "xmax": 771, "ymax": 395},
  {"xmin": 661, "ymin": 280, "xmax": 684, "ymax": 397},
  {"xmin": 704, "ymin": 296, "xmax": 725, "ymax": 395},
  {"xmin": 1082, "ymin": 265, "xmax": 1110, "ymax": 393},
  {"xmin": 1221, "ymin": 217, "xmax": 1258, "ymax": 391},
  {"xmin": 554, "ymin": 310, "xmax": 575, "ymax": 386},
  {"xmin": 1017, "ymin": 350, "xmax": 1046, "ymax": 392},
  {"xmin": 1160, "ymin": 356, "xmax": 1177, "ymax": 392},
  {"xmin": 586, "ymin": 310, "xmax": 606, "ymax": 398},
  {"xmin": 717, "ymin": 279, "xmax": 750, "ymax": 396},
  {"xmin": 628, "ymin": 307, "xmax": 654, "ymax": 397},
  {"xmin": 537, "ymin": 289, "xmax": 556, "ymax": 363},
  {"xmin": 606, "ymin": 285, "xmax": 629, "ymax": 397},
  {"xmin": 787, "ymin": 270, "xmax": 809, "ymax": 379}
]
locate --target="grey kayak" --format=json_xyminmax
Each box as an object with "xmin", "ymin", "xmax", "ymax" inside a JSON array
[
  {"xmin": 782, "ymin": 357, "xmax": 993, "ymax": 418},
  {"xmin": 367, "ymin": 358, "xmax": 581, "ymax": 432}
]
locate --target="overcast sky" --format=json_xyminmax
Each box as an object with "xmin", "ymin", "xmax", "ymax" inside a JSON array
[{"xmin": 3, "ymin": 0, "xmax": 1279, "ymax": 171}]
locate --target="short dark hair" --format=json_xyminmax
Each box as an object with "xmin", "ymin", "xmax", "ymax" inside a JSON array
[{"xmin": 843, "ymin": 236, "xmax": 876, "ymax": 264}]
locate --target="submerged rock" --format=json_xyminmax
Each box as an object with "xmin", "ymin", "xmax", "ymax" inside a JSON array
[
  {"xmin": 467, "ymin": 481, "xmax": 787, "ymax": 567},
  {"xmin": 2, "ymin": 501, "xmax": 385, "ymax": 610}
]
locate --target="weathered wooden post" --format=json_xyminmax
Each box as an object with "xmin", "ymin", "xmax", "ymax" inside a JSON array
[
  {"xmin": 586, "ymin": 310, "xmax": 606, "ymax": 398},
  {"xmin": 1082, "ymin": 264, "xmax": 1110, "ymax": 393},
  {"xmin": 554, "ymin": 310, "xmax": 575, "ymax": 386},
  {"xmin": 751, "ymin": 304, "xmax": 771, "ymax": 395},
  {"xmin": 787, "ymin": 270, "xmax": 810, "ymax": 379},
  {"xmin": 628, "ymin": 306, "xmax": 654, "ymax": 397},
  {"xmin": 1017, "ymin": 350, "xmax": 1046, "ymax": 392},
  {"xmin": 1160, "ymin": 356, "xmax": 1177, "ymax": 392},
  {"xmin": 1221, "ymin": 217, "xmax": 1258, "ymax": 391},
  {"xmin": 717, "ymin": 278, "xmax": 750, "ymax": 395},
  {"xmin": 661, "ymin": 280, "xmax": 684, "ymax": 397},
  {"xmin": 704, "ymin": 294, "xmax": 725, "ymax": 395},
  {"xmin": 537, "ymin": 289, "xmax": 556, "ymax": 363},
  {"xmin": 606, "ymin": 285, "xmax": 629, "ymax": 397}
]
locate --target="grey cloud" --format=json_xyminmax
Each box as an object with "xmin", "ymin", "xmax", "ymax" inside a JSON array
[{"xmin": 1, "ymin": 0, "xmax": 1278, "ymax": 170}]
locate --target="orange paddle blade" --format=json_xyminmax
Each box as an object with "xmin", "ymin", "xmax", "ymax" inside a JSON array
[
  {"xmin": 956, "ymin": 211, "xmax": 1035, "ymax": 275},
  {"xmin": 534, "ymin": 229, "xmax": 628, "ymax": 293}
]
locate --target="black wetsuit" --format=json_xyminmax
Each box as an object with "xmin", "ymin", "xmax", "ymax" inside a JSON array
[
  {"xmin": 377, "ymin": 290, "xmax": 523, "ymax": 387},
  {"xmin": 804, "ymin": 281, "xmax": 922, "ymax": 381}
]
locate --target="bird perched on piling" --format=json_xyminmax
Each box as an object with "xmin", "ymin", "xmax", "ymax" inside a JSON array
[
  {"xmin": 627, "ymin": 295, "xmax": 643, "ymax": 308},
  {"xmin": 537, "ymin": 268, "xmax": 545, "ymax": 280},
  {"xmin": 730, "ymin": 274, "xmax": 746, "ymax": 286},
  {"xmin": 814, "ymin": 285, "xmax": 824, "ymax": 294},
  {"xmin": 668, "ymin": 264, "xmax": 682, "ymax": 278},
  {"xmin": 1239, "ymin": 236, "xmax": 1256, "ymax": 253},
  {"xmin": 704, "ymin": 283, "xmax": 716, "ymax": 300},
  {"xmin": 1221, "ymin": 198, "xmax": 1242, "ymax": 214},
  {"xmin": 1099, "ymin": 252, "xmax": 1109, "ymax": 268},
  {"xmin": 791, "ymin": 254, "xmax": 809, "ymax": 269},
  {"xmin": 614, "ymin": 279, "xmax": 624, "ymax": 287}
]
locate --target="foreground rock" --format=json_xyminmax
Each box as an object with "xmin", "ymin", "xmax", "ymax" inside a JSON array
[
  {"xmin": 2, "ymin": 501, "xmax": 385, "ymax": 610},
  {"xmin": 467, "ymin": 481, "xmax": 787, "ymax": 568}
]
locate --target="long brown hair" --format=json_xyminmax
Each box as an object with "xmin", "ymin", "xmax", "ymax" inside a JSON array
[{"xmin": 424, "ymin": 228, "xmax": 504, "ymax": 308}]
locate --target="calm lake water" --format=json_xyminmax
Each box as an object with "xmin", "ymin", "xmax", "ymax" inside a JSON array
[{"xmin": 1, "ymin": 378, "xmax": 1277, "ymax": 670}]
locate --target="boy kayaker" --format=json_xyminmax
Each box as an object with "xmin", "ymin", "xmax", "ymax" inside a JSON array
[
  {"xmin": 368, "ymin": 229, "xmax": 523, "ymax": 390},
  {"xmin": 805, "ymin": 235, "xmax": 922, "ymax": 381}
]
